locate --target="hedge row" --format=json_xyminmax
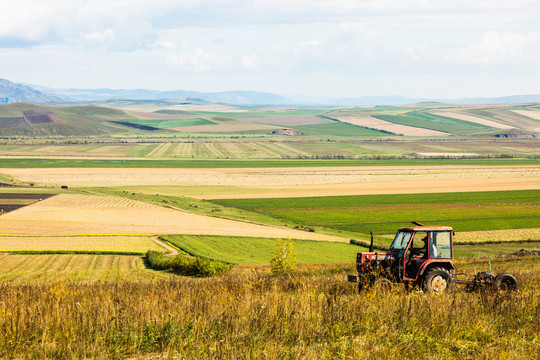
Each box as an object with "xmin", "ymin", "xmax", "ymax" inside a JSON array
[{"xmin": 145, "ymin": 251, "xmax": 232, "ymax": 277}]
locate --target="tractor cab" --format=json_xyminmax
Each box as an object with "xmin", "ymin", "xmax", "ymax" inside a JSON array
[
  {"xmin": 389, "ymin": 226, "xmax": 455, "ymax": 282},
  {"xmin": 348, "ymin": 225, "xmax": 457, "ymax": 293}
]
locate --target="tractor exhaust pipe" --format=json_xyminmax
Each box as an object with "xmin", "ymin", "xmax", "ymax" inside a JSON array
[{"xmin": 369, "ymin": 232, "xmax": 374, "ymax": 252}]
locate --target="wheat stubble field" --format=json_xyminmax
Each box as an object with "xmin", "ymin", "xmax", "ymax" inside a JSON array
[{"xmin": 2, "ymin": 164, "xmax": 538, "ymax": 198}]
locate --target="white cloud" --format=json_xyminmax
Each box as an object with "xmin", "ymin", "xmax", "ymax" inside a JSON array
[
  {"xmin": 1, "ymin": 0, "xmax": 540, "ymax": 97},
  {"xmin": 448, "ymin": 31, "xmax": 540, "ymax": 64},
  {"xmin": 167, "ymin": 48, "xmax": 232, "ymax": 72},
  {"xmin": 158, "ymin": 41, "xmax": 177, "ymax": 49},
  {"xmin": 301, "ymin": 41, "xmax": 320, "ymax": 47},
  {"xmin": 84, "ymin": 28, "xmax": 115, "ymax": 43},
  {"xmin": 241, "ymin": 55, "xmax": 258, "ymax": 70}
]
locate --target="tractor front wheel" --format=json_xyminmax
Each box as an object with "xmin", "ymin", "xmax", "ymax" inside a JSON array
[{"xmin": 423, "ymin": 267, "xmax": 454, "ymax": 294}]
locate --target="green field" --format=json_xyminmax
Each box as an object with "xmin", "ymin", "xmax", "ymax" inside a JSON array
[
  {"xmin": 373, "ymin": 113, "xmax": 494, "ymax": 134},
  {"xmin": 294, "ymin": 121, "xmax": 391, "ymax": 136},
  {"xmin": 162, "ymin": 234, "xmax": 538, "ymax": 264},
  {"xmin": 161, "ymin": 235, "xmax": 366, "ymax": 264},
  {"xmin": 120, "ymin": 117, "xmax": 215, "ymax": 128},
  {"xmin": 212, "ymin": 190, "xmax": 540, "ymax": 235}
]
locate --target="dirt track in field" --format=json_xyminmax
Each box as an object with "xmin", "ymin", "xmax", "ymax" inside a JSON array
[{"xmin": 152, "ymin": 236, "xmax": 179, "ymax": 255}]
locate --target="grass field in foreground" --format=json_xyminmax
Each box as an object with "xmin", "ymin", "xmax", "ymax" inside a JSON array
[
  {"xmin": 0, "ymin": 254, "xmax": 171, "ymax": 284},
  {"xmin": 213, "ymin": 190, "xmax": 540, "ymax": 235},
  {"xmin": 161, "ymin": 235, "xmax": 368, "ymax": 264},
  {"xmin": 0, "ymin": 236, "xmax": 164, "ymax": 252},
  {"xmin": 0, "ymin": 257, "xmax": 538, "ymax": 359}
]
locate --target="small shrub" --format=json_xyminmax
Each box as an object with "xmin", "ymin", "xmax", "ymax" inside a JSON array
[{"xmin": 270, "ymin": 238, "xmax": 297, "ymax": 275}]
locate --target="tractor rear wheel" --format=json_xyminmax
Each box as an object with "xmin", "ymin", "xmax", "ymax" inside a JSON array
[
  {"xmin": 494, "ymin": 273, "xmax": 518, "ymax": 293},
  {"xmin": 423, "ymin": 267, "xmax": 454, "ymax": 294}
]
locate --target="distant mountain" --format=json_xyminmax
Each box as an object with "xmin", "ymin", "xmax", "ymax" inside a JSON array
[
  {"xmin": 3, "ymin": 78, "xmax": 540, "ymax": 106},
  {"xmin": 31, "ymin": 85, "xmax": 294, "ymax": 106},
  {"xmin": 287, "ymin": 95, "xmax": 425, "ymax": 106},
  {"xmin": 453, "ymin": 94, "xmax": 540, "ymax": 105},
  {"xmin": 0, "ymin": 79, "xmax": 62, "ymax": 104}
]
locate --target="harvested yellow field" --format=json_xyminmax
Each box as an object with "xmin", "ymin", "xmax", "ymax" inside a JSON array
[
  {"xmin": 433, "ymin": 112, "xmax": 514, "ymax": 129},
  {"xmin": 3, "ymin": 165, "xmax": 537, "ymax": 198},
  {"xmin": 335, "ymin": 116, "xmax": 449, "ymax": 136},
  {"xmin": 455, "ymin": 228, "xmax": 540, "ymax": 243},
  {"xmin": 2, "ymin": 165, "xmax": 538, "ymax": 188},
  {"xmin": 0, "ymin": 194, "xmax": 346, "ymax": 241},
  {"xmin": 198, "ymin": 176, "xmax": 540, "ymax": 199},
  {"xmin": 0, "ymin": 236, "xmax": 163, "ymax": 252},
  {"xmin": 0, "ymin": 254, "xmax": 171, "ymax": 283},
  {"xmin": 46, "ymin": 194, "xmax": 152, "ymax": 208}
]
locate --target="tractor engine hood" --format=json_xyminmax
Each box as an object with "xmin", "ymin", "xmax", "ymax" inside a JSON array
[{"xmin": 356, "ymin": 252, "xmax": 396, "ymax": 273}]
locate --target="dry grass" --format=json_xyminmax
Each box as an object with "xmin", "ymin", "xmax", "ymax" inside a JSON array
[
  {"xmin": 0, "ymin": 194, "xmax": 345, "ymax": 241},
  {"xmin": 0, "ymin": 259, "xmax": 537, "ymax": 359},
  {"xmin": 0, "ymin": 235, "xmax": 163, "ymax": 252}
]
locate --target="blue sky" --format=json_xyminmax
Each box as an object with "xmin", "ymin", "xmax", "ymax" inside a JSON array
[{"xmin": 1, "ymin": 0, "xmax": 539, "ymax": 98}]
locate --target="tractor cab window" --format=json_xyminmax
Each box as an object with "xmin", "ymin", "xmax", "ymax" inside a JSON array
[
  {"xmin": 390, "ymin": 231, "xmax": 413, "ymax": 250},
  {"xmin": 431, "ymin": 231, "xmax": 452, "ymax": 259},
  {"xmin": 409, "ymin": 231, "xmax": 429, "ymax": 258}
]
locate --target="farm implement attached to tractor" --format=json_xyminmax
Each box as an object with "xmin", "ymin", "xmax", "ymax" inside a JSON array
[{"xmin": 348, "ymin": 224, "xmax": 518, "ymax": 294}]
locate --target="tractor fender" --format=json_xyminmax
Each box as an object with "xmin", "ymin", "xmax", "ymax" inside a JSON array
[{"xmin": 418, "ymin": 260, "xmax": 456, "ymax": 277}]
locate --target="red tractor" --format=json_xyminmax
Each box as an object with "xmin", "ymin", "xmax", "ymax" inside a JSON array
[{"xmin": 348, "ymin": 224, "xmax": 518, "ymax": 294}]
